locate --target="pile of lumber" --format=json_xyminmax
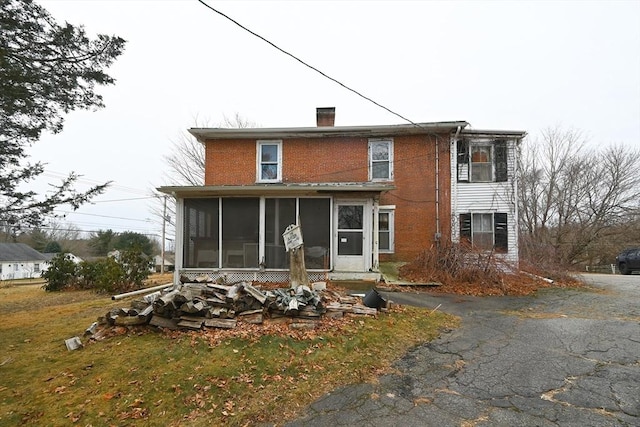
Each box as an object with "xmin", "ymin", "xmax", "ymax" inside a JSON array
[{"xmin": 101, "ymin": 281, "xmax": 379, "ymax": 331}]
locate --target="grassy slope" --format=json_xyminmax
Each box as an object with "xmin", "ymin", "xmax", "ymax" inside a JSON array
[{"xmin": 0, "ymin": 283, "xmax": 457, "ymax": 426}]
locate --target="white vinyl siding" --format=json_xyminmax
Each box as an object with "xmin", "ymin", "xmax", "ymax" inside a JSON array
[{"xmin": 451, "ymin": 137, "xmax": 519, "ymax": 263}]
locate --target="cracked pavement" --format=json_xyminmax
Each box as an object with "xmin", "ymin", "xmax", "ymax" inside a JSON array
[{"xmin": 285, "ymin": 274, "xmax": 640, "ymax": 426}]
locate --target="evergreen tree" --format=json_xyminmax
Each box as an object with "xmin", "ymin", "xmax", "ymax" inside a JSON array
[{"xmin": 0, "ymin": 0, "xmax": 126, "ymax": 234}]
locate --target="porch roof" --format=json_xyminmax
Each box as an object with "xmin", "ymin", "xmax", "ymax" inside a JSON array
[
  {"xmin": 157, "ymin": 182, "xmax": 395, "ymax": 198},
  {"xmin": 189, "ymin": 121, "xmax": 469, "ymax": 142}
]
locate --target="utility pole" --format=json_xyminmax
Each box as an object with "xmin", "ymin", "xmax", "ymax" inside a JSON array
[{"xmin": 161, "ymin": 195, "xmax": 167, "ymax": 274}]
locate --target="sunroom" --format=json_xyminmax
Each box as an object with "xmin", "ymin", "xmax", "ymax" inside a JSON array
[{"xmin": 158, "ymin": 183, "xmax": 393, "ymax": 283}]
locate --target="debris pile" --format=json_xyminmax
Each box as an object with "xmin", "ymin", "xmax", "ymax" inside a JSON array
[{"xmin": 99, "ymin": 279, "xmax": 380, "ymax": 333}]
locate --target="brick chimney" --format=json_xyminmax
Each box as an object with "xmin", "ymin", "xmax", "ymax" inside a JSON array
[{"xmin": 316, "ymin": 107, "xmax": 335, "ymax": 127}]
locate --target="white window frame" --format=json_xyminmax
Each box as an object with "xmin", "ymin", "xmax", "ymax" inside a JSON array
[
  {"xmin": 469, "ymin": 144, "xmax": 494, "ymax": 182},
  {"xmin": 256, "ymin": 140, "xmax": 282, "ymax": 183},
  {"xmin": 368, "ymin": 138, "xmax": 393, "ymax": 181},
  {"xmin": 378, "ymin": 206, "xmax": 395, "ymax": 253},
  {"xmin": 471, "ymin": 212, "xmax": 494, "ymax": 250}
]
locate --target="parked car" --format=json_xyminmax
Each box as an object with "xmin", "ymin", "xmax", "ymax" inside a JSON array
[{"xmin": 616, "ymin": 248, "xmax": 640, "ymax": 275}]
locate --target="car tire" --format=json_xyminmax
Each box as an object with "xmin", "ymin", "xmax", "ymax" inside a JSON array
[{"xmin": 619, "ymin": 262, "xmax": 630, "ymax": 275}]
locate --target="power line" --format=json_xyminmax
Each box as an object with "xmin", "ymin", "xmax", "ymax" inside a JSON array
[
  {"xmin": 19, "ymin": 224, "xmax": 162, "ymax": 238},
  {"xmin": 55, "ymin": 210, "xmax": 153, "ymax": 223},
  {"xmin": 42, "ymin": 170, "xmax": 152, "ymax": 196},
  {"xmin": 91, "ymin": 196, "xmax": 158, "ymax": 203},
  {"xmin": 196, "ymin": 0, "xmax": 423, "ymax": 128},
  {"xmin": 193, "ymin": 0, "xmax": 454, "ymax": 202}
]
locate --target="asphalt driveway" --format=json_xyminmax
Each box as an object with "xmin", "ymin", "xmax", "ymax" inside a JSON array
[{"xmin": 286, "ymin": 274, "xmax": 640, "ymax": 426}]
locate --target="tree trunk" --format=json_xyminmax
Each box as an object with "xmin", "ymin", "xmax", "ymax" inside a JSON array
[{"xmin": 289, "ymin": 246, "xmax": 310, "ymax": 288}]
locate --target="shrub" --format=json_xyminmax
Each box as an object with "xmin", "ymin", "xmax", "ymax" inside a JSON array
[
  {"xmin": 44, "ymin": 248, "xmax": 153, "ymax": 293},
  {"xmin": 78, "ymin": 257, "xmax": 125, "ymax": 293},
  {"xmin": 42, "ymin": 253, "xmax": 78, "ymax": 291},
  {"xmin": 399, "ymin": 243, "xmax": 512, "ymax": 289},
  {"xmin": 119, "ymin": 248, "xmax": 152, "ymax": 288}
]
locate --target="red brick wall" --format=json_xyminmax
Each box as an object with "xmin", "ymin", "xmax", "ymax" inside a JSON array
[
  {"xmin": 204, "ymin": 139, "xmax": 256, "ymax": 185},
  {"xmin": 379, "ymin": 134, "xmax": 451, "ymax": 261},
  {"xmin": 204, "ymin": 137, "xmax": 369, "ymax": 184},
  {"xmin": 283, "ymin": 137, "xmax": 368, "ymax": 183},
  {"xmin": 203, "ymin": 133, "xmax": 451, "ymax": 262}
]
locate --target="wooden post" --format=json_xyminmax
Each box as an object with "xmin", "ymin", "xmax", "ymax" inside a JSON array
[
  {"xmin": 289, "ymin": 246, "xmax": 310, "ymax": 288},
  {"xmin": 283, "ymin": 223, "xmax": 309, "ymax": 289}
]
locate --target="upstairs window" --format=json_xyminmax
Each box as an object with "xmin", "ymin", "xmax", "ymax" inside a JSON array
[
  {"xmin": 457, "ymin": 140, "xmax": 508, "ymax": 182},
  {"xmin": 257, "ymin": 140, "xmax": 282, "ymax": 182},
  {"xmin": 471, "ymin": 145, "xmax": 492, "ymax": 182},
  {"xmin": 369, "ymin": 139, "xmax": 393, "ymax": 181}
]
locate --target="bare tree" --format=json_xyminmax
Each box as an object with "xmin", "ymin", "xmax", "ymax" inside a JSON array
[
  {"xmin": 163, "ymin": 126, "xmax": 206, "ymax": 186},
  {"xmin": 518, "ymin": 126, "xmax": 640, "ymax": 268},
  {"xmin": 149, "ymin": 114, "xmax": 259, "ymax": 252},
  {"xmin": 162, "ymin": 113, "xmax": 259, "ymax": 187}
]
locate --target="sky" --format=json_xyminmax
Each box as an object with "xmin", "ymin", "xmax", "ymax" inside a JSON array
[{"xmin": 27, "ymin": 0, "xmax": 640, "ymax": 248}]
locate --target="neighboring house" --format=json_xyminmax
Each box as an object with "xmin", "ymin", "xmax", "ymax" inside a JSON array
[
  {"xmin": 42, "ymin": 252, "xmax": 84, "ymax": 265},
  {"xmin": 159, "ymin": 107, "xmax": 525, "ymax": 283},
  {"xmin": 154, "ymin": 254, "xmax": 175, "ymax": 272},
  {"xmin": 0, "ymin": 243, "xmax": 48, "ymax": 280}
]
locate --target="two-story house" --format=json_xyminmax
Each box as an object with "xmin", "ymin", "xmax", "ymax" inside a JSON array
[{"xmin": 159, "ymin": 108, "xmax": 525, "ymax": 283}]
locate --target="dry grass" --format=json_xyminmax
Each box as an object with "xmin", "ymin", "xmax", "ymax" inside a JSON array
[{"xmin": 0, "ymin": 282, "xmax": 457, "ymax": 426}]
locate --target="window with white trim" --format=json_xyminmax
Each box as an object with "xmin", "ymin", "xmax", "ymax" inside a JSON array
[
  {"xmin": 378, "ymin": 208, "xmax": 395, "ymax": 253},
  {"xmin": 257, "ymin": 140, "xmax": 282, "ymax": 182},
  {"xmin": 470, "ymin": 145, "xmax": 492, "ymax": 182},
  {"xmin": 460, "ymin": 212, "xmax": 508, "ymax": 252},
  {"xmin": 369, "ymin": 139, "xmax": 393, "ymax": 181}
]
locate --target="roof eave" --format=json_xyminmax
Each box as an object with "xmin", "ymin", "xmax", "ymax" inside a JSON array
[
  {"xmin": 461, "ymin": 129, "xmax": 527, "ymax": 139},
  {"xmin": 189, "ymin": 121, "xmax": 469, "ymax": 142},
  {"xmin": 157, "ymin": 183, "xmax": 396, "ymax": 198}
]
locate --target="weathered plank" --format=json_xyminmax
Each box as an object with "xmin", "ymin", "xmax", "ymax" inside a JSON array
[
  {"xmin": 114, "ymin": 315, "xmax": 148, "ymax": 326},
  {"xmin": 243, "ymin": 283, "xmax": 267, "ymax": 304},
  {"xmin": 203, "ymin": 318, "xmax": 237, "ymax": 329},
  {"xmin": 206, "ymin": 283, "xmax": 232, "ymax": 293},
  {"xmin": 149, "ymin": 315, "xmax": 178, "ymax": 330},
  {"xmin": 226, "ymin": 283, "xmax": 243, "ymax": 302},
  {"xmin": 237, "ymin": 309, "xmax": 264, "ymax": 324},
  {"xmin": 350, "ymin": 305, "xmax": 378, "ymax": 316},
  {"xmin": 177, "ymin": 319, "xmax": 203, "ymax": 330}
]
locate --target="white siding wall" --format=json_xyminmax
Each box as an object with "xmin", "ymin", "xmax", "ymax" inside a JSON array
[
  {"xmin": 0, "ymin": 261, "xmax": 44, "ymax": 280},
  {"xmin": 451, "ymin": 138, "xmax": 519, "ymax": 264}
]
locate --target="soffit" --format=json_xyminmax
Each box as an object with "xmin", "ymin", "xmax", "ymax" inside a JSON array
[
  {"xmin": 157, "ymin": 183, "xmax": 395, "ymax": 198},
  {"xmin": 189, "ymin": 121, "xmax": 469, "ymax": 142}
]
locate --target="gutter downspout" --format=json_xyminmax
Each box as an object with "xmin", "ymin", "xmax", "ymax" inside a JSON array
[
  {"xmin": 437, "ymin": 126, "xmax": 462, "ymax": 247},
  {"xmin": 435, "ymin": 135, "xmax": 440, "ymax": 247}
]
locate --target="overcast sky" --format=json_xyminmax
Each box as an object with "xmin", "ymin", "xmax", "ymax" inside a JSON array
[{"xmin": 28, "ymin": 0, "xmax": 640, "ymax": 246}]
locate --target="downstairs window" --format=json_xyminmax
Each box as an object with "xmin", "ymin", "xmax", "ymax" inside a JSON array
[{"xmin": 460, "ymin": 212, "xmax": 508, "ymax": 252}]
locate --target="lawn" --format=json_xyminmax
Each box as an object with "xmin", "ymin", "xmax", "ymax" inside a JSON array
[{"xmin": 0, "ymin": 281, "xmax": 457, "ymax": 426}]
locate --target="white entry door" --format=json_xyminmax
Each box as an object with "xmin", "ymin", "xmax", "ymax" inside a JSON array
[{"xmin": 334, "ymin": 202, "xmax": 369, "ymax": 271}]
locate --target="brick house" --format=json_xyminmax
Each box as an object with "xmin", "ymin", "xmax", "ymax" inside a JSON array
[{"xmin": 159, "ymin": 108, "xmax": 525, "ymax": 282}]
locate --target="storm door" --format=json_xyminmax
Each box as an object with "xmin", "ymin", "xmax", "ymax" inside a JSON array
[{"xmin": 334, "ymin": 202, "xmax": 367, "ymax": 271}]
